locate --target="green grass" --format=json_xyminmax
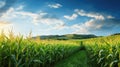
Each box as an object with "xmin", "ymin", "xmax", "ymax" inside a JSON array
[
  {"xmin": 55, "ymin": 50, "xmax": 88, "ymax": 67},
  {"xmin": 55, "ymin": 35, "xmax": 120, "ymax": 67}
]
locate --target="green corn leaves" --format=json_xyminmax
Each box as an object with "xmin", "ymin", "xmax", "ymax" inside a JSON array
[
  {"xmin": 0, "ymin": 33, "xmax": 80, "ymax": 67},
  {"xmin": 84, "ymin": 35, "xmax": 120, "ymax": 67}
]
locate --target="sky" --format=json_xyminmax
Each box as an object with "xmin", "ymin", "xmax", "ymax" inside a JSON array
[{"xmin": 0, "ymin": 0, "xmax": 120, "ymax": 36}]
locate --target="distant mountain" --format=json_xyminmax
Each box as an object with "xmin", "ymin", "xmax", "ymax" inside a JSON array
[
  {"xmin": 111, "ymin": 33, "xmax": 120, "ymax": 36},
  {"xmin": 33, "ymin": 34, "xmax": 97, "ymax": 40}
]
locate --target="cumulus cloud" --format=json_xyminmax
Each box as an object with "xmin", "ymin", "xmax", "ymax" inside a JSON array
[
  {"xmin": 1, "ymin": 4, "xmax": 118, "ymax": 35},
  {"xmin": 70, "ymin": 19, "xmax": 99, "ymax": 34},
  {"xmin": 0, "ymin": 6, "xmax": 65, "ymax": 30},
  {"xmin": 75, "ymin": 9, "xmax": 105, "ymax": 20},
  {"xmin": 84, "ymin": 19, "xmax": 103, "ymax": 30},
  {"xmin": 63, "ymin": 9, "xmax": 117, "ymax": 34},
  {"xmin": 71, "ymin": 18, "xmax": 120, "ymax": 34},
  {"xmin": 0, "ymin": 5, "xmax": 67, "ymax": 36},
  {"xmin": 71, "ymin": 23, "xmax": 90, "ymax": 34},
  {"xmin": 74, "ymin": 9, "xmax": 117, "ymax": 31},
  {"xmin": 107, "ymin": 15, "xmax": 114, "ymax": 19},
  {"xmin": 64, "ymin": 14, "xmax": 78, "ymax": 20},
  {"xmin": 64, "ymin": 9, "xmax": 114, "ymax": 21},
  {"xmin": 0, "ymin": 0, "xmax": 17, "ymax": 16},
  {"xmin": 16, "ymin": 11, "xmax": 64, "ymax": 26},
  {"xmin": 48, "ymin": 3, "xmax": 62, "ymax": 8}
]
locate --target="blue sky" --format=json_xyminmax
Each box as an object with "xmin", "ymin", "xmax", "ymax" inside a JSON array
[{"xmin": 0, "ymin": 0, "xmax": 120, "ymax": 36}]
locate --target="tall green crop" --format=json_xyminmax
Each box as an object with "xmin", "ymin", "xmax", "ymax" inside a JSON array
[
  {"xmin": 83, "ymin": 35, "xmax": 120, "ymax": 67},
  {"xmin": 0, "ymin": 32, "xmax": 81, "ymax": 67}
]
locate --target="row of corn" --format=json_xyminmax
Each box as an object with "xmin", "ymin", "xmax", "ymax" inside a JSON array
[
  {"xmin": 83, "ymin": 35, "xmax": 120, "ymax": 67},
  {"xmin": 0, "ymin": 32, "xmax": 80, "ymax": 67}
]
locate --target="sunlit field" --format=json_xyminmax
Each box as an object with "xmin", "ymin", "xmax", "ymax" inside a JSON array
[
  {"xmin": 83, "ymin": 35, "xmax": 120, "ymax": 67},
  {"xmin": 0, "ymin": 31, "xmax": 120, "ymax": 67},
  {"xmin": 0, "ymin": 31, "xmax": 81, "ymax": 67},
  {"xmin": 0, "ymin": 0, "xmax": 120, "ymax": 67}
]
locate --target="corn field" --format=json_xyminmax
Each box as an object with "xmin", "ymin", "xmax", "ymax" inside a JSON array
[
  {"xmin": 83, "ymin": 35, "xmax": 120, "ymax": 67},
  {"xmin": 0, "ymin": 32, "xmax": 81, "ymax": 67},
  {"xmin": 0, "ymin": 31, "xmax": 120, "ymax": 67}
]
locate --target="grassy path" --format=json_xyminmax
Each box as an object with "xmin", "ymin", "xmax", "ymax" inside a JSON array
[{"xmin": 54, "ymin": 50, "xmax": 89, "ymax": 67}]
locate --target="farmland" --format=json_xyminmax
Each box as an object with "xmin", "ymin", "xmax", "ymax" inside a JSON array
[
  {"xmin": 0, "ymin": 32, "xmax": 81, "ymax": 67},
  {"xmin": 83, "ymin": 35, "xmax": 120, "ymax": 67},
  {"xmin": 0, "ymin": 32, "xmax": 120, "ymax": 67},
  {"xmin": 1, "ymin": 0, "xmax": 120, "ymax": 67}
]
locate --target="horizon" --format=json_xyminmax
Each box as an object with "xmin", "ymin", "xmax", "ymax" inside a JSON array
[{"xmin": 0, "ymin": 0, "xmax": 120, "ymax": 36}]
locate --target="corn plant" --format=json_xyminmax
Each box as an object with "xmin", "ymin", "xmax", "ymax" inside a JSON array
[
  {"xmin": 0, "ymin": 31, "xmax": 81, "ymax": 67},
  {"xmin": 83, "ymin": 35, "xmax": 120, "ymax": 67}
]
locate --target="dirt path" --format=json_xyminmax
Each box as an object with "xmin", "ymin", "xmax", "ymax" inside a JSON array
[{"xmin": 54, "ymin": 50, "xmax": 89, "ymax": 67}]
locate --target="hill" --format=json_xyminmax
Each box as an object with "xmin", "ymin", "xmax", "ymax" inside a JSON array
[
  {"xmin": 111, "ymin": 33, "xmax": 120, "ymax": 36},
  {"xmin": 33, "ymin": 34, "xmax": 97, "ymax": 40}
]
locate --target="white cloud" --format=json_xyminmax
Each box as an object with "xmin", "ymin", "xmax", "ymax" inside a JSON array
[
  {"xmin": 1, "ymin": 8, "xmax": 17, "ymax": 19},
  {"xmin": 64, "ymin": 9, "xmax": 114, "ymax": 21},
  {"xmin": 64, "ymin": 14, "xmax": 78, "ymax": 20},
  {"xmin": 48, "ymin": 3, "xmax": 62, "ymax": 8},
  {"xmin": 71, "ymin": 19, "xmax": 104, "ymax": 34},
  {"xmin": 64, "ymin": 9, "xmax": 115, "ymax": 21},
  {"xmin": 0, "ymin": 1, "xmax": 5, "ymax": 8},
  {"xmin": 70, "ymin": 17, "xmax": 120, "ymax": 34},
  {"xmin": 1, "ymin": 6, "xmax": 117, "ymax": 36},
  {"xmin": 107, "ymin": 15, "xmax": 114, "ymax": 19},
  {"xmin": 71, "ymin": 9, "xmax": 116, "ymax": 34},
  {"xmin": 84, "ymin": 19, "xmax": 103, "ymax": 29},
  {"xmin": 1, "ymin": 6, "xmax": 69, "ymax": 36},
  {"xmin": 71, "ymin": 23, "xmax": 90, "ymax": 34},
  {"xmin": 75, "ymin": 9, "xmax": 105, "ymax": 20},
  {"xmin": 16, "ymin": 11, "xmax": 64, "ymax": 26},
  {"xmin": 0, "ymin": 6, "xmax": 65, "ymax": 31}
]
